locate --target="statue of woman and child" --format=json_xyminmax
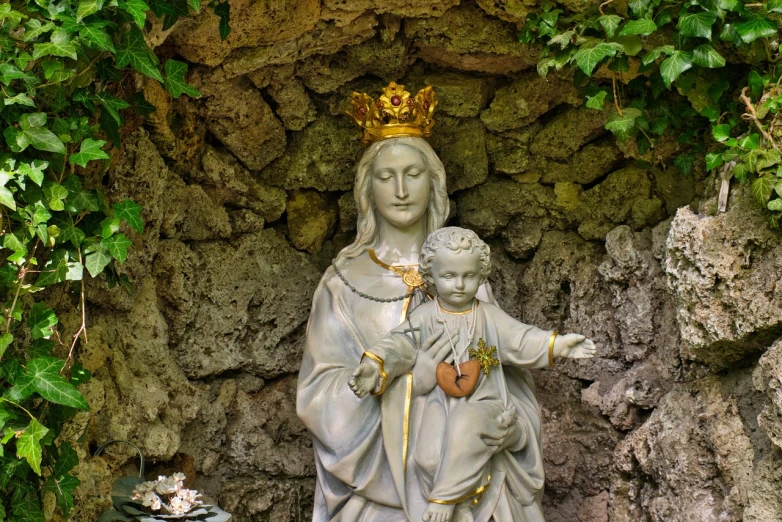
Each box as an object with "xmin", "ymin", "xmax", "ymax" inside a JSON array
[{"xmin": 296, "ymin": 83, "xmax": 596, "ymax": 522}]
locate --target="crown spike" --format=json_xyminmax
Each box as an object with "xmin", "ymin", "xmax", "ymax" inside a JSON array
[{"xmin": 345, "ymin": 82, "xmax": 437, "ymax": 145}]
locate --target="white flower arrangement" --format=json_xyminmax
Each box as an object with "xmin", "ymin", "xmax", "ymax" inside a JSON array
[{"xmin": 131, "ymin": 473, "xmax": 204, "ymax": 516}]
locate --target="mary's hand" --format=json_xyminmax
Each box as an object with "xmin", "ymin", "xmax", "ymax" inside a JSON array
[
  {"xmin": 411, "ymin": 329, "xmax": 457, "ymax": 396},
  {"xmin": 480, "ymin": 405, "xmax": 525, "ymax": 452}
]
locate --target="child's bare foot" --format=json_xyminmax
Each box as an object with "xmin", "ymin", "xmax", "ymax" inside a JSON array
[
  {"xmin": 453, "ymin": 502, "xmax": 474, "ymax": 522},
  {"xmin": 423, "ymin": 503, "xmax": 455, "ymax": 522}
]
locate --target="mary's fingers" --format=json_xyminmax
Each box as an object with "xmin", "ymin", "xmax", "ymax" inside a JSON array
[
  {"xmin": 421, "ymin": 328, "xmax": 444, "ymax": 350},
  {"xmin": 434, "ymin": 342, "xmax": 453, "ymax": 363},
  {"xmin": 427, "ymin": 332, "xmax": 458, "ymax": 356},
  {"xmin": 481, "ymin": 436, "xmax": 503, "ymax": 447}
]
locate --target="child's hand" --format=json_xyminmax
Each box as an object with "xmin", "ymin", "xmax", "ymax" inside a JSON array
[
  {"xmin": 554, "ymin": 333, "xmax": 597, "ymax": 359},
  {"xmin": 348, "ymin": 361, "xmax": 380, "ymax": 398}
]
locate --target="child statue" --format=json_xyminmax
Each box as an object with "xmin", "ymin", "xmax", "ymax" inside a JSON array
[{"xmin": 348, "ymin": 227, "xmax": 597, "ymax": 522}]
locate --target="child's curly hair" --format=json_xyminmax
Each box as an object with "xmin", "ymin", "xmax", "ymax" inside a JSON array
[{"xmin": 418, "ymin": 227, "xmax": 491, "ymax": 288}]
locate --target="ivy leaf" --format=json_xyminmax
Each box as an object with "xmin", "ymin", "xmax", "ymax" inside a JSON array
[
  {"xmin": 549, "ymin": 30, "xmax": 575, "ymax": 49},
  {"xmin": 0, "ymin": 4, "xmax": 26, "ymax": 26},
  {"xmin": 67, "ymin": 189, "xmax": 101, "ymax": 212},
  {"xmin": 101, "ymin": 216, "xmax": 120, "ymax": 239},
  {"xmin": 76, "ymin": 0, "xmax": 105, "ymax": 21},
  {"xmin": 104, "ymin": 233, "xmax": 132, "ymax": 263},
  {"xmin": 659, "ymin": 51, "xmax": 693, "ymax": 89},
  {"xmin": 586, "ymin": 90, "xmax": 608, "ymax": 110},
  {"xmin": 32, "ymin": 28, "xmax": 79, "ymax": 61},
  {"xmin": 163, "ymin": 59, "xmax": 200, "ymax": 98},
  {"xmin": 3, "ymin": 93, "xmax": 36, "ymax": 107},
  {"xmin": 36, "ymin": 249, "xmax": 69, "ymax": 286},
  {"xmin": 712, "ymin": 123, "xmax": 731, "ymax": 141},
  {"xmin": 69, "ymin": 138, "xmax": 110, "ymax": 168},
  {"xmin": 738, "ymin": 133, "xmax": 760, "ymax": 150},
  {"xmin": 16, "ymin": 419, "xmax": 48, "ymax": 475},
  {"xmin": 23, "ymin": 19, "xmax": 55, "ymax": 42},
  {"xmin": 734, "ymin": 16, "xmax": 778, "ymax": 43},
  {"xmin": 0, "ymin": 333, "xmax": 12, "ymax": 359},
  {"xmin": 674, "ymin": 153, "xmax": 696, "ymax": 175},
  {"xmin": 0, "ymin": 187, "xmax": 16, "ymax": 211},
  {"xmin": 129, "ymin": 91, "xmax": 156, "ymax": 117},
  {"xmin": 50, "ymin": 215, "xmax": 86, "ymax": 246},
  {"xmin": 213, "ymin": 1, "xmax": 231, "ymax": 41},
  {"xmin": 84, "ymin": 241, "xmax": 112, "ymax": 277},
  {"xmin": 769, "ymin": 199, "xmax": 782, "ymax": 211},
  {"xmin": 692, "ymin": 43, "xmax": 726, "ymax": 68},
  {"xmin": 628, "ymin": 0, "xmax": 651, "ymax": 16},
  {"xmin": 115, "ymin": 28, "xmax": 163, "ymax": 82},
  {"xmin": 28, "ymin": 302, "xmax": 58, "ymax": 340},
  {"xmin": 574, "ymin": 43, "xmax": 617, "ymax": 76},
  {"xmin": 19, "ymin": 112, "xmax": 47, "ymax": 129},
  {"xmin": 11, "ymin": 498, "xmax": 45, "ymax": 522},
  {"xmin": 98, "ymin": 109, "xmax": 121, "ymax": 148},
  {"xmin": 598, "ymin": 15, "xmax": 622, "ymax": 38},
  {"xmin": 3, "ymin": 232, "xmax": 28, "ymax": 264},
  {"xmin": 80, "ymin": 23, "xmax": 115, "ymax": 52},
  {"xmin": 751, "ymin": 175, "xmax": 776, "ymax": 203},
  {"xmin": 619, "ymin": 18, "xmax": 657, "ymax": 36},
  {"xmin": 44, "ymin": 473, "xmax": 80, "ymax": 516},
  {"xmin": 767, "ymin": 0, "xmax": 782, "ymax": 13},
  {"xmin": 18, "ymin": 160, "xmax": 48, "ymax": 186},
  {"xmin": 757, "ymin": 149, "xmax": 782, "ymax": 171},
  {"xmin": 705, "ymin": 152, "xmax": 724, "ymax": 171},
  {"xmin": 27, "ymin": 357, "xmax": 89, "ymax": 409},
  {"xmin": 25, "ymin": 127, "xmax": 67, "ymax": 154},
  {"xmin": 605, "ymin": 108, "xmax": 643, "ymax": 141},
  {"xmin": 113, "ymin": 199, "xmax": 144, "ymax": 233},
  {"xmin": 119, "ymin": 0, "xmax": 150, "ymax": 29},
  {"xmin": 3, "ymin": 127, "xmax": 31, "ymax": 153},
  {"xmin": 677, "ymin": 12, "xmax": 718, "ymax": 39},
  {"xmin": 43, "ymin": 181, "xmax": 69, "ymax": 211},
  {"xmin": 93, "ymin": 92, "xmax": 131, "ymax": 125}
]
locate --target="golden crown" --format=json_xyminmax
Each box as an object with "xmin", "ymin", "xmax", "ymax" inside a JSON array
[{"xmin": 345, "ymin": 82, "xmax": 437, "ymax": 145}]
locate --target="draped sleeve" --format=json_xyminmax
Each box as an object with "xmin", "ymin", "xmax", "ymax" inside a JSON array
[
  {"xmin": 485, "ymin": 303, "xmax": 553, "ymax": 370},
  {"xmin": 296, "ymin": 267, "xmax": 401, "ymax": 512}
]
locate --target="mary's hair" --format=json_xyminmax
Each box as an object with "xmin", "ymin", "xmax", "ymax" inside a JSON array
[
  {"xmin": 418, "ymin": 227, "xmax": 491, "ymax": 287},
  {"xmin": 335, "ymin": 137, "xmax": 449, "ymax": 265}
]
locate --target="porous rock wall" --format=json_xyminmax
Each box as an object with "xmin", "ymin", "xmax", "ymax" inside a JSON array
[{"xmin": 56, "ymin": 2, "xmax": 782, "ymax": 521}]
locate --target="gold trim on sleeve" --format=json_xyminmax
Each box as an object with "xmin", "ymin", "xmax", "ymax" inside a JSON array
[
  {"xmin": 548, "ymin": 331, "xmax": 558, "ymax": 368},
  {"xmin": 403, "ymin": 372, "xmax": 413, "ymax": 474},
  {"xmin": 429, "ymin": 475, "xmax": 491, "ymax": 506},
  {"xmin": 361, "ymin": 351, "xmax": 388, "ymax": 395}
]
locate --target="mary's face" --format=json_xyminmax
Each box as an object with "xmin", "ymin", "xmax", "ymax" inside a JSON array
[{"xmin": 371, "ymin": 144, "xmax": 431, "ymax": 229}]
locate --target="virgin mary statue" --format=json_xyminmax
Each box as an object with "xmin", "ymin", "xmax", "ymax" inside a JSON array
[{"xmin": 296, "ymin": 84, "xmax": 546, "ymax": 522}]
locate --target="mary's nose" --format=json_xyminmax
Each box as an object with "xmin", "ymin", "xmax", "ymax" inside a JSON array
[{"xmin": 394, "ymin": 175, "xmax": 408, "ymax": 199}]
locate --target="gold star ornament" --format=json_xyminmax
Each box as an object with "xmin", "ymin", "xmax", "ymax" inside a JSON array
[{"xmin": 469, "ymin": 338, "xmax": 500, "ymax": 375}]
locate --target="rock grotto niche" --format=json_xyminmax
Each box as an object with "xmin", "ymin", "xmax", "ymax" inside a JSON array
[{"xmin": 58, "ymin": 2, "xmax": 782, "ymax": 521}]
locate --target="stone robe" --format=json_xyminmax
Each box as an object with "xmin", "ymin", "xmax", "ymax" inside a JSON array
[{"xmin": 297, "ymin": 254, "xmax": 546, "ymax": 521}]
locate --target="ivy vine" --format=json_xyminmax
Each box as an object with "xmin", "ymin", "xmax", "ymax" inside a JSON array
[
  {"xmin": 521, "ymin": 0, "xmax": 782, "ymax": 225},
  {"xmin": 0, "ymin": 0, "xmax": 223, "ymax": 520}
]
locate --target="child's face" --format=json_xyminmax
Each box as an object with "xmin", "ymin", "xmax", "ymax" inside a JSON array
[{"xmin": 431, "ymin": 248, "xmax": 482, "ymax": 310}]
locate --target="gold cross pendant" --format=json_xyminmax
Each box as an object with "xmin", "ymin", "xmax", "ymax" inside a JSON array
[{"xmin": 469, "ymin": 338, "xmax": 500, "ymax": 375}]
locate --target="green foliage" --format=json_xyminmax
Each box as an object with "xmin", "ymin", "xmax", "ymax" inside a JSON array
[
  {"xmin": 0, "ymin": 0, "xmax": 220, "ymax": 518},
  {"xmin": 520, "ymin": 0, "xmax": 782, "ymax": 226}
]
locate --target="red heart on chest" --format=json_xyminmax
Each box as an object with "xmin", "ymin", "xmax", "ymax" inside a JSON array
[{"xmin": 436, "ymin": 360, "xmax": 481, "ymax": 398}]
